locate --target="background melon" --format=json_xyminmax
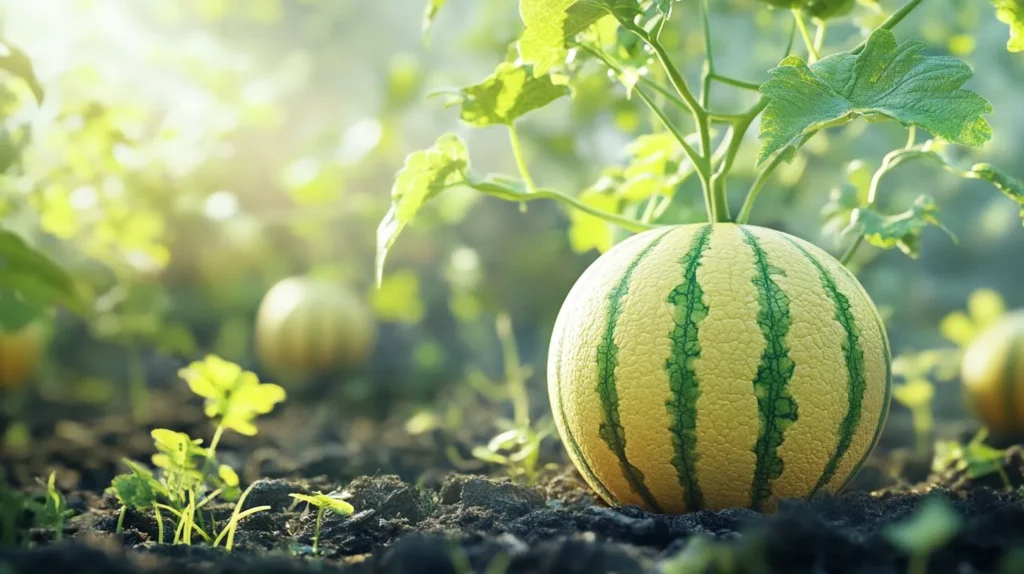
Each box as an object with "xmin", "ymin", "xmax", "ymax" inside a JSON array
[
  {"xmin": 0, "ymin": 321, "xmax": 47, "ymax": 392},
  {"xmin": 548, "ymin": 223, "xmax": 892, "ymax": 514},
  {"xmin": 254, "ymin": 276, "xmax": 376, "ymax": 384},
  {"xmin": 961, "ymin": 310, "xmax": 1024, "ymax": 436}
]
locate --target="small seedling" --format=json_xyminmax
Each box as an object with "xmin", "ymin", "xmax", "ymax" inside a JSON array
[
  {"xmin": 468, "ymin": 313, "xmax": 556, "ymax": 485},
  {"xmin": 28, "ymin": 473, "xmax": 74, "ymax": 542},
  {"xmin": 210, "ymin": 482, "xmax": 269, "ymax": 551},
  {"xmin": 106, "ymin": 354, "xmax": 285, "ymax": 546},
  {"xmin": 884, "ymin": 496, "xmax": 962, "ymax": 574},
  {"xmin": 289, "ymin": 491, "xmax": 354, "ymax": 554},
  {"xmin": 177, "ymin": 354, "xmax": 287, "ymax": 456},
  {"xmin": 932, "ymin": 429, "xmax": 1010, "ymax": 490}
]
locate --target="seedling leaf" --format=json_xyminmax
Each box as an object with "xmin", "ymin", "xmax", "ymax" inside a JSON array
[
  {"xmin": 177, "ymin": 355, "xmax": 286, "ymax": 436},
  {"xmin": 289, "ymin": 492, "xmax": 355, "ymax": 515},
  {"xmin": 758, "ymin": 29, "xmax": 992, "ymax": 166}
]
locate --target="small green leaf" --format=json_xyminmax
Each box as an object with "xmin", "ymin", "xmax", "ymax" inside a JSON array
[
  {"xmin": 758, "ymin": 29, "xmax": 993, "ymax": 166},
  {"xmin": 970, "ymin": 163, "xmax": 1024, "ymax": 223},
  {"xmin": 992, "ymin": 0, "xmax": 1024, "ymax": 52},
  {"xmin": 178, "ymin": 355, "xmax": 286, "ymax": 436},
  {"xmin": 423, "ymin": 0, "xmax": 448, "ymax": 34},
  {"xmin": 451, "ymin": 62, "xmax": 570, "ymax": 127},
  {"xmin": 218, "ymin": 464, "xmax": 239, "ymax": 488},
  {"xmin": 892, "ymin": 379, "xmax": 934, "ymax": 409},
  {"xmin": 884, "ymin": 496, "xmax": 961, "ymax": 554},
  {"xmin": 0, "ymin": 40, "xmax": 44, "ymax": 104},
  {"xmin": 376, "ymin": 133, "xmax": 469, "ymax": 284},
  {"xmin": 850, "ymin": 195, "xmax": 955, "ymax": 258}
]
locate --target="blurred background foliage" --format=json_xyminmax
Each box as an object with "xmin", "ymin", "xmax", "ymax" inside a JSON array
[{"xmin": 0, "ymin": 0, "xmax": 1021, "ymax": 428}]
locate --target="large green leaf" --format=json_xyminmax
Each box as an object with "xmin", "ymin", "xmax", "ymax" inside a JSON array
[
  {"xmin": 0, "ymin": 40, "xmax": 44, "ymax": 104},
  {"xmin": 992, "ymin": 0, "xmax": 1024, "ymax": 52},
  {"xmin": 517, "ymin": 0, "xmax": 637, "ymax": 76},
  {"xmin": 0, "ymin": 228, "xmax": 88, "ymax": 326},
  {"xmin": 452, "ymin": 62, "xmax": 570, "ymax": 127},
  {"xmin": 758, "ymin": 30, "xmax": 992, "ymax": 166},
  {"xmin": 376, "ymin": 134, "xmax": 469, "ymax": 284}
]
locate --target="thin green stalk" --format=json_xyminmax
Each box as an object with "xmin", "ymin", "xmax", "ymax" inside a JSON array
[
  {"xmin": 737, "ymin": 132, "xmax": 814, "ymax": 223},
  {"xmin": 709, "ymin": 74, "xmax": 761, "ymax": 91},
  {"xmin": 709, "ymin": 97, "xmax": 769, "ymax": 223},
  {"xmin": 538, "ymin": 188, "xmax": 661, "ymax": 231},
  {"xmin": 508, "ymin": 124, "xmax": 536, "ymax": 193},
  {"xmin": 784, "ymin": 17, "xmax": 797, "ymax": 57},
  {"xmin": 207, "ymin": 425, "xmax": 225, "ymax": 458},
  {"xmin": 699, "ymin": 0, "xmax": 714, "ymax": 110},
  {"xmin": 313, "ymin": 507, "xmax": 324, "ymax": 554},
  {"xmin": 640, "ymin": 194, "xmax": 660, "ymax": 224},
  {"xmin": 496, "ymin": 314, "xmax": 529, "ymax": 429},
  {"xmin": 813, "ymin": 21, "xmax": 827, "ymax": 53},
  {"xmin": 116, "ymin": 506, "xmax": 126, "ymax": 534},
  {"xmin": 153, "ymin": 503, "xmax": 164, "ymax": 544},
  {"xmin": 573, "ymin": 43, "xmax": 702, "ymax": 168},
  {"xmin": 793, "ymin": 9, "xmax": 819, "ymax": 62},
  {"xmin": 851, "ymin": 0, "xmax": 924, "ymax": 54},
  {"xmin": 839, "ymin": 236, "xmax": 863, "ymax": 266},
  {"xmin": 841, "ymin": 130, "xmax": 921, "ymax": 265},
  {"xmin": 629, "ymin": 24, "xmax": 704, "ymax": 126}
]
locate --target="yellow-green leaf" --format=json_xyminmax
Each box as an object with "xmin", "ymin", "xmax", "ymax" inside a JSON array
[
  {"xmin": 376, "ymin": 134, "xmax": 468, "ymax": 284},
  {"xmin": 453, "ymin": 62, "xmax": 570, "ymax": 127},
  {"xmin": 992, "ymin": 0, "xmax": 1024, "ymax": 52}
]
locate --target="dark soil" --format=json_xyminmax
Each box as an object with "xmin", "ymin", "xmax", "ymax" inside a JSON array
[{"xmin": 5, "ymin": 374, "xmax": 1024, "ymax": 574}]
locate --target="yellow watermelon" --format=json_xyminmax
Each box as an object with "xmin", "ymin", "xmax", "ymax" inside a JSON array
[
  {"xmin": 255, "ymin": 276, "xmax": 375, "ymax": 382},
  {"xmin": 960, "ymin": 310, "xmax": 1024, "ymax": 435},
  {"xmin": 547, "ymin": 223, "xmax": 892, "ymax": 514}
]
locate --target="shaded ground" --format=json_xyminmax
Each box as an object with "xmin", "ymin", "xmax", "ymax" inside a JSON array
[{"xmin": 4, "ymin": 373, "xmax": 1024, "ymax": 574}]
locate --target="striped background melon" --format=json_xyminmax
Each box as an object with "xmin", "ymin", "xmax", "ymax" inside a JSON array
[
  {"xmin": 548, "ymin": 223, "xmax": 892, "ymax": 514},
  {"xmin": 0, "ymin": 321, "xmax": 46, "ymax": 391},
  {"xmin": 961, "ymin": 310, "xmax": 1024, "ymax": 435},
  {"xmin": 255, "ymin": 276, "xmax": 375, "ymax": 383}
]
